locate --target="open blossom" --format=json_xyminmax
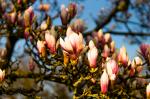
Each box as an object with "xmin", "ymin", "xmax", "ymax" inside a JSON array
[
  {"xmin": 60, "ymin": 27, "xmax": 84, "ymax": 60},
  {"xmin": 37, "ymin": 40, "xmax": 46, "ymax": 57},
  {"xmin": 45, "ymin": 31, "xmax": 56, "ymax": 54},
  {"xmin": 0, "ymin": 69, "xmax": 5, "ymax": 82},
  {"xmin": 118, "ymin": 46, "xmax": 129, "ymax": 66},
  {"xmin": 146, "ymin": 83, "xmax": 150, "ymax": 98},
  {"xmin": 100, "ymin": 70, "xmax": 109, "ymax": 94},
  {"xmin": 106, "ymin": 59, "xmax": 119, "ymax": 76},
  {"xmin": 87, "ymin": 40, "xmax": 98, "ymax": 68}
]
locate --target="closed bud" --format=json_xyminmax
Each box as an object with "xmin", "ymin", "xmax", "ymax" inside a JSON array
[
  {"xmin": 71, "ymin": 19, "xmax": 85, "ymax": 33},
  {"xmin": 104, "ymin": 33, "xmax": 112, "ymax": 43},
  {"xmin": 140, "ymin": 44, "xmax": 150, "ymax": 58},
  {"xmin": 68, "ymin": 3, "xmax": 77, "ymax": 19},
  {"xmin": 98, "ymin": 29, "xmax": 103, "ymax": 41},
  {"xmin": 102, "ymin": 44, "xmax": 110, "ymax": 58},
  {"xmin": 110, "ymin": 41, "xmax": 115, "ymax": 53},
  {"xmin": 45, "ymin": 31, "xmax": 56, "ymax": 54},
  {"xmin": 0, "ymin": 69, "xmax": 5, "ymax": 82},
  {"xmin": 100, "ymin": 70, "xmax": 109, "ymax": 94},
  {"xmin": 131, "ymin": 57, "xmax": 142, "ymax": 68},
  {"xmin": 146, "ymin": 83, "xmax": 150, "ymax": 99},
  {"xmin": 87, "ymin": 41, "xmax": 98, "ymax": 68},
  {"xmin": 24, "ymin": 6, "xmax": 34, "ymax": 27},
  {"xmin": 39, "ymin": 4, "xmax": 50, "ymax": 11},
  {"xmin": 106, "ymin": 59, "xmax": 118, "ymax": 76},
  {"xmin": 40, "ymin": 21, "xmax": 48, "ymax": 30},
  {"xmin": 60, "ymin": 5, "xmax": 68, "ymax": 25},
  {"xmin": 118, "ymin": 46, "xmax": 129, "ymax": 67},
  {"xmin": 37, "ymin": 40, "xmax": 46, "ymax": 57}
]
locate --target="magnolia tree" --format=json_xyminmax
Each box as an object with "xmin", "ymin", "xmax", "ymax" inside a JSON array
[{"xmin": 0, "ymin": 0, "xmax": 150, "ymax": 98}]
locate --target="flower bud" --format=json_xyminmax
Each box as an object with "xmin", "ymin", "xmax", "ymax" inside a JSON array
[
  {"xmin": 60, "ymin": 5, "xmax": 68, "ymax": 25},
  {"xmin": 45, "ymin": 31, "xmax": 56, "ymax": 54},
  {"xmin": 71, "ymin": 19, "xmax": 85, "ymax": 33},
  {"xmin": 98, "ymin": 29, "xmax": 103, "ymax": 41},
  {"xmin": 0, "ymin": 69, "xmax": 5, "ymax": 82},
  {"xmin": 146, "ymin": 83, "xmax": 150, "ymax": 98},
  {"xmin": 102, "ymin": 44, "xmax": 110, "ymax": 58},
  {"xmin": 110, "ymin": 41, "xmax": 115, "ymax": 53},
  {"xmin": 24, "ymin": 6, "xmax": 34, "ymax": 27},
  {"xmin": 140, "ymin": 44, "xmax": 150, "ymax": 58},
  {"xmin": 104, "ymin": 33, "xmax": 112, "ymax": 43},
  {"xmin": 68, "ymin": 3, "xmax": 77, "ymax": 19},
  {"xmin": 118, "ymin": 46, "xmax": 129, "ymax": 66},
  {"xmin": 131, "ymin": 57, "xmax": 142, "ymax": 68},
  {"xmin": 87, "ymin": 41, "xmax": 98, "ymax": 68},
  {"xmin": 37, "ymin": 40, "xmax": 46, "ymax": 57},
  {"xmin": 39, "ymin": 4, "xmax": 50, "ymax": 11},
  {"xmin": 106, "ymin": 59, "xmax": 118, "ymax": 76},
  {"xmin": 100, "ymin": 70, "xmax": 109, "ymax": 94},
  {"xmin": 40, "ymin": 21, "xmax": 48, "ymax": 30}
]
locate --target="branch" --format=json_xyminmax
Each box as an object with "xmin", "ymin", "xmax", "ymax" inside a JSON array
[{"xmin": 84, "ymin": 30, "xmax": 150, "ymax": 37}]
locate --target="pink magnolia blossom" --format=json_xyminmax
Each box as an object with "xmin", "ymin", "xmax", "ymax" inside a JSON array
[
  {"xmin": 45, "ymin": 31, "xmax": 56, "ymax": 54},
  {"xmin": 131, "ymin": 57, "xmax": 143, "ymax": 68},
  {"xmin": 100, "ymin": 70, "xmax": 109, "ymax": 94},
  {"xmin": 37, "ymin": 40, "xmax": 46, "ymax": 56},
  {"xmin": 106, "ymin": 59, "xmax": 119, "ymax": 76},
  {"xmin": 146, "ymin": 83, "xmax": 150, "ymax": 98},
  {"xmin": 87, "ymin": 40, "xmax": 98, "ymax": 68},
  {"xmin": 104, "ymin": 33, "xmax": 112, "ymax": 43},
  {"xmin": 60, "ymin": 27, "xmax": 84, "ymax": 60},
  {"xmin": 102, "ymin": 44, "xmax": 110, "ymax": 58},
  {"xmin": 118, "ymin": 46, "xmax": 129, "ymax": 66},
  {"xmin": 60, "ymin": 4, "xmax": 68, "ymax": 25},
  {"xmin": 110, "ymin": 41, "xmax": 115, "ymax": 53},
  {"xmin": 140, "ymin": 44, "xmax": 150, "ymax": 58},
  {"xmin": 24, "ymin": 6, "xmax": 34, "ymax": 27},
  {"xmin": 0, "ymin": 69, "xmax": 5, "ymax": 82}
]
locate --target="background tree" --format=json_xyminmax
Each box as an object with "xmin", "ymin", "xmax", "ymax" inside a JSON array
[{"xmin": 0, "ymin": 0, "xmax": 150, "ymax": 98}]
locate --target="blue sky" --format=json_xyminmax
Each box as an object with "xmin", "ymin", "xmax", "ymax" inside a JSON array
[{"xmin": 13, "ymin": 0, "xmax": 150, "ymax": 61}]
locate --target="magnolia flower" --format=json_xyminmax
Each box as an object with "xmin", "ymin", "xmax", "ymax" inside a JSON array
[
  {"xmin": 102, "ymin": 44, "xmax": 110, "ymax": 58},
  {"xmin": 68, "ymin": 3, "xmax": 77, "ymax": 19},
  {"xmin": 0, "ymin": 69, "xmax": 5, "ymax": 82},
  {"xmin": 131, "ymin": 57, "xmax": 142, "ymax": 68},
  {"xmin": 71, "ymin": 19, "xmax": 85, "ymax": 33},
  {"xmin": 40, "ymin": 21, "xmax": 48, "ymax": 30},
  {"xmin": 146, "ymin": 83, "xmax": 150, "ymax": 98},
  {"xmin": 97, "ymin": 29, "xmax": 103, "ymax": 41},
  {"xmin": 140, "ymin": 44, "xmax": 150, "ymax": 58},
  {"xmin": 24, "ymin": 6, "xmax": 34, "ymax": 27},
  {"xmin": 104, "ymin": 33, "xmax": 112, "ymax": 43},
  {"xmin": 106, "ymin": 59, "xmax": 119, "ymax": 76},
  {"xmin": 100, "ymin": 70, "xmax": 109, "ymax": 94},
  {"xmin": 39, "ymin": 4, "xmax": 50, "ymax": 11},
  {"xmin": 60, "ymin": 27, "xmax": 84, "ymax": 60},
  {"xmin": 60, "ymin": 4, "xmax": 68, "ymax": 25},
  {"xmin": 118, "ymin": 46, "xmax": 129, "ymax": 66},
  {"xmin": 110, "ymin": 41, "xmax": 115, "ymax": 53},
  {"xmin": 45, "ymin": 31, "xmax": 56, "ymax": 54},
  {"xmin": 87, "ymin": 40, "xmax": 98, "ymax": 68},
  {"xmin": 37, "ymin": 40, "xmax": 46, "ymax": 57}
]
